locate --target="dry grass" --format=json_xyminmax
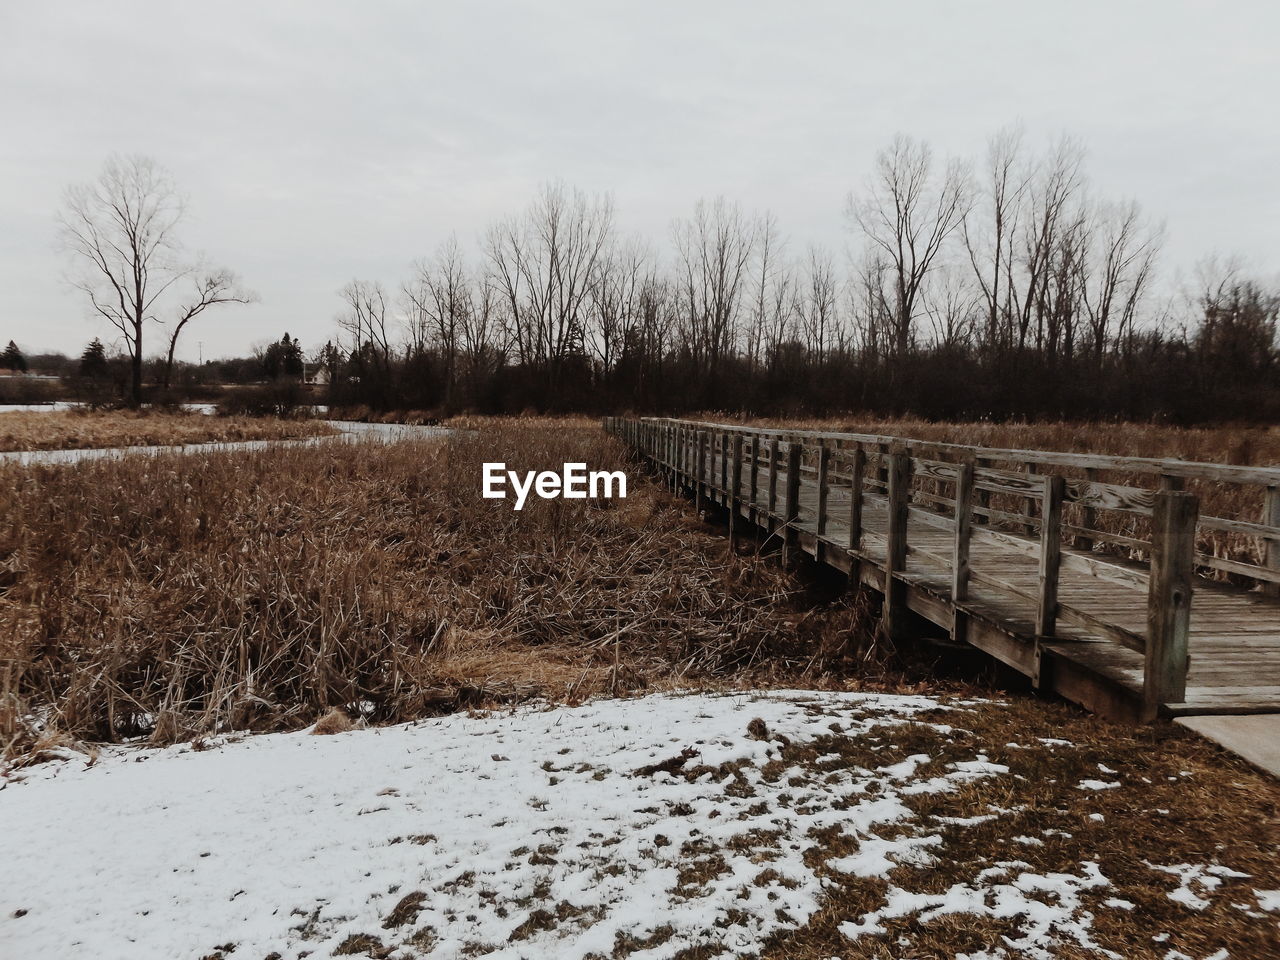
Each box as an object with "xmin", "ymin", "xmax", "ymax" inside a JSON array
[
  {"xmin": 754, "ymin": 697, "xmax": 1280, "ymax": 959},
  {"xmin": 0, "ymin": 423, "xmax": 898, "ymax": 762},
  {"xmin": 0, "ymin": 409, "xmax": 336, "ymax": 453}
]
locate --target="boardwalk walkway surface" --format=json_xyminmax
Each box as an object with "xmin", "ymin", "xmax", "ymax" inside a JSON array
[{"xmin": 609, "ymin": 417, "xmax": 1280, "ymax": 724}]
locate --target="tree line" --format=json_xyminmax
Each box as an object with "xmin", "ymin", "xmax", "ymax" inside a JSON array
[
  {"xmin": 51, "ymin": 133, "xmax": 1280, "ymax": 421},
  {"xmin": 324, "ymin": 128, "xmax": 1278, "ymax": 422}
]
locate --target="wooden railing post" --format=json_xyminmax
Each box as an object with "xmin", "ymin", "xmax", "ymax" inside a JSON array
[
  {"xmin": 816, "ymin": 443, "xmax": 830, "ymax": 538},
  {"xmin": 1144, "ymin": 490, "xmax": 1198, "ymax": 720},
  {"xmin": 767, "ymin": 438, "xmax": 780, "ymax": 532},
  {"xmin": 848, "ymin": 445, "xmax": 865, "ymax": 554},
  {"xmin": 1077, "ymin": 466, "xmax": 1098, "ymax": 551},
  {"xmin": 952, "ymin": 459, "xmax": 974, "ymax": 604},
  {"xmin": 975, "ymin": 457, "xmax": 991, "ymax": 525},
  {"xmin": 1036, "ymin": 474, "xmax": 1065, "ymax": 638},
  {"xmin": 695, "ymin": 430, "xmax": 706, "ymax": 514},
  {"xmin": 883, "ymin": 447, "xmax": 912, "ymax": 640},
  {"xmin": 1263, "ymin": 485, "xmax": 1280, "ymax": 597},
  {"xmin": 783, "ymin": 441, "xmax": 802, "ymax": 563},
  {"xmin": 729, "ymin": 434, "xmax": 743, "ymax": 544},
  {"xmin": 1023, "ymin": 462, "xmax": 1038, "ymax": 535},
  {"xmin": 716, "ymin": 432, "xmax": 726, "ymax": 495},
  {"xmin": 748, "ymin": 435, "xmax": 760, "ymax": 523}
]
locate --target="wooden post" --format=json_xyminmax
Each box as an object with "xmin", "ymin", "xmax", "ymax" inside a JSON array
[
  {"xmin": 719, "ymin": 432, "xmax": 728, "ymax": 496},
  {"xmin": 695, "ymin": 430, "xmax": 705, "ymax": 514},
  {"xmin": 783, "ymin": 441, "xmax": 802, "ymax": 563},
  {"xmin": 1143, "ymin": 490, "xmax": 1198, "ymax": 720},
  {"xmin": 952, "ymin": 460, "xmax": 975, "ymax": 604},
  {"xmin": 1036, "ymin": 474, "xmax": 1065, "ymax": 638},
  {"xmin": 883, "ymin": 448, "xmax": 912, "ymax": 640},
  {"xmin": 975, "ymin": 457, "xmax": 991, "ymax": 525},
  {"xmin": 748, "ymin": 435, "xmax": 760, "ymax": 523},
  {"xmin": 729, "ymin": 434, "xmax": 743, "ymax": 545},
  {"xmin": 816, "ymin": 443, "xmax": 830, "ymax": 538},
  {"xmin": 1264, "ymin": 486, "xmax": 1280, "ymax": 597},
  {"xmin": 951, "ymin": 459, "xmax": 975, "ymax": 645},
  {"xmin": 1077, "ymin": 467, "xmax": 1098, "ymax": 551},
  {"xmin": 767, "ymin": 438, "xmax": 780, "ymax": 530},
  {"xmin": 1023, "ymin": 462, "xmax": 1038, "ymax": 535},
  {"xmin": 848, "ymin": 446, "xmax": 865, "ymax": 552}
]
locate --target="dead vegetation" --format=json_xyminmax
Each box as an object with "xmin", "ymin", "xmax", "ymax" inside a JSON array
[
  {"xmin": 0, "ymin": 422, "xmax": 909, "ymax": 763},
  {"xmin": 0, "ymin": 409, "xmax": 335, "ymax": 453},
  {"xmin": 758, "ymin": 697, "xmax": 1280, "ymax": 960}
]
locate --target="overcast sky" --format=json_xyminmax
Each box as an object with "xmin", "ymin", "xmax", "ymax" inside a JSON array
[{"xmin": 2, "ymin": 1, "xmax": 1277, "ymax": 360}]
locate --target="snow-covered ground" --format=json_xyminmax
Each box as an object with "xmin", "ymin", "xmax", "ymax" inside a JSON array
[{"xmin": 0, "ymin": 692, "xmax": 1271, "ymax": 959}]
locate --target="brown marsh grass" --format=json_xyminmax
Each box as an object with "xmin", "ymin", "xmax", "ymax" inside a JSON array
[
  {"xmin": 0, "ymin": 409, "xmax": 336, "ymax": 453},
  {"xmin": 0, "ymin": 423, "xmax": 891, "ymax": 762}
]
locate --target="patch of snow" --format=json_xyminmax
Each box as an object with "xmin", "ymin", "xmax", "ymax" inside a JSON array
[
  {"xmin": 839, "ymin": 860, "xmax": 1119, "ymax": 959},
  {"xmin": 1, "ymin": 690, "xmax": 973, "ymax": 960},
  {"xmin": 1253, "ymin": 888, "xmax": 1280, "ymax": 912},
  {"xmin": 1145, "ymin": 861, "xmax": 1251, "ymax": 912},
  {"xmin": 1076, "ymin": 779, "xmax": 1121, "ymax": 791}
]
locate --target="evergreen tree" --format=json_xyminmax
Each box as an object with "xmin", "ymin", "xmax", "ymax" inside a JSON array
[
  {"xmin": 262, "ymin": 333, "xmax": 305, "ymax": 379},
  {"xmin": 0, "ymin": 340, "xmax": 27, "ymax": 373},
  {"xmin": 79, "ymin": 338, "xmax": 109, "ymax": 379}
]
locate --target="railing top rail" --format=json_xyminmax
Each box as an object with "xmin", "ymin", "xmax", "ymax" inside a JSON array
[{"xmin": 635, "ymin": 416, "xmax": 1280, "ymax": 487}]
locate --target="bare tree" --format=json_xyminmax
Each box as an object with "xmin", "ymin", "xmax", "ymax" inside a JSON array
[
  {"xmin": 60, "ymin": 155, "xmax": 185, "ymax": 405},
  {"xmin": 406, "ymin": 236, "xmax": 471, "ymax": 405},
  {"xmin": 849, "ymin": 135, "xmax": 971, "ymax": 359},
  {"xmin": 162, "ymin": 268, "xmax": 255, "ymax": 388},
  {"xmin": 1010, "ymin": 137, "xmax": 1086, "ymax": 352},
  {"xmin": 797, "ymin": 244, "xmax": 841, "ymax": 361},
  {"xmin": 338, "ymin": 279, "xmax": 394, "ymax": 386},
  {"xmin": 672, "ymin": 197, "xmax": 757, "ymax": 377},
  {"xmin": 963, "ymin": 125, "xmax": 1030, "ymax": 352},
  {"xmin": 486, "ymin": 182, "xmax": 614, "ymax": 390},
  {"xmin": 1081, "ymin": 199, "xmax": 1162, "ymax": 360},
  {"xmin": 587, "ymin": 235, "xmax": 653, "ymax": 378}
]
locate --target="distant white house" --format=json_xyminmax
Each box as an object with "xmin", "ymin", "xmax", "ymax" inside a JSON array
[{"xmin": 303, "ymin": 363, "xmax": 330, "ymax": 386}]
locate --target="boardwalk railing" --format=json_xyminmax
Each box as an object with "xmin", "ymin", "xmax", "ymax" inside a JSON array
[{"xmin": 605, "ymin": 417, "xmax": 1280, "ymax": 719}]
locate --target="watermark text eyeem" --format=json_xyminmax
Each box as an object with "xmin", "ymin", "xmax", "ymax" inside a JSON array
[{"xmin": 483, "ymin": 462, "xmax": 627, "ymax": 510}]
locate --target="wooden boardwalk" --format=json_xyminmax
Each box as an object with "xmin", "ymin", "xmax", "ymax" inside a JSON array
[{"xmin": 608, "ymin": 417, "xmax": 1280, "ymax": 723}]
